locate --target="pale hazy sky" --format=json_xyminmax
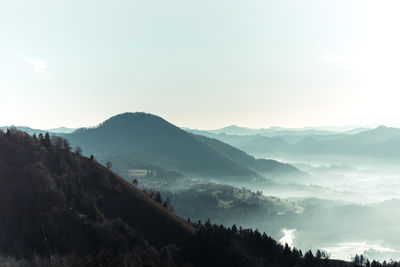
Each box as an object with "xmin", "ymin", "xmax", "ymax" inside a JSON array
[{"xmin": 1, "ymin": 0, "xmax": 400, "ymax": 129}]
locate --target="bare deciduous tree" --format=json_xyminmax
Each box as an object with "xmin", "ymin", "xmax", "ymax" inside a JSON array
[
  {"xmin": 106, "ymin": 161, "xmax": 112, "ymax": 169},
  {"xmin": 74, "ymin": 146, "xmax": 83, "ymax": 155}
]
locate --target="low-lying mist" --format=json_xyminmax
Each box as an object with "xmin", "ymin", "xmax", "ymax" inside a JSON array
[
  {"xmin": 252, "ymin": 154, "xmax": 400, "ymax": 262},
  {"xmin": 136, "ymin": 152, "xmax": 400, "ymax": 262}
]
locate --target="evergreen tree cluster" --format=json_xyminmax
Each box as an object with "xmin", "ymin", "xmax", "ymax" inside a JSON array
[
  {"xmin": 142, "ymin": 188, "xmax": 174, "ymax": 212},
  {"xmin": 183, "ymin": 220, "xmax": 333, "ymax": 267},
  {"xmin": 353, "ymin": 254, "xmax": 400, "ymax": 267}
]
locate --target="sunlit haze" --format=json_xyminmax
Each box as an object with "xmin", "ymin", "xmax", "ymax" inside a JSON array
[
  {"xmin": 1, "ymin": 0, "xmax": 400, "ymax": 129},
  {"xmin": 4, "ymin": 2, "xmax": 400, "ymax": 265}
]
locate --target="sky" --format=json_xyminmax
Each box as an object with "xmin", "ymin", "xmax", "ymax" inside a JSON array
[{"xmin": 1, "ymin": 0, "xmax": 400, "ymax": 129}]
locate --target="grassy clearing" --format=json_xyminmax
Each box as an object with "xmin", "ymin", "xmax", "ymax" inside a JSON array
[{"xmin": 128, "ymin": 169, "xmax": 149, "ymax": 177}]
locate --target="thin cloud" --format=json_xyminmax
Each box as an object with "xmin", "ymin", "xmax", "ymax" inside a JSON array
[{"xmin": 17, "ymin": 53, "xmax": 51, "ymax": 76}]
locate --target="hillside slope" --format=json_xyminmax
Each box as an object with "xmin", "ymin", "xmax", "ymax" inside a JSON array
[
  {"xmin": 193, "ymin": 134, "xmax": 303, "ymax": 177},
  {"xmin": 0, "ymin": 129, "xmax": 194, "ymax": 258},
  {"xmin": 66, "ymin": 113, "xmax": 259, "ymax": 180}
]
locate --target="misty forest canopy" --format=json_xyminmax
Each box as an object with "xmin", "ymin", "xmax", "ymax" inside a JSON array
[{"xmin": 0, "ymin": 128, "xmax": 194, "ymax": 250}]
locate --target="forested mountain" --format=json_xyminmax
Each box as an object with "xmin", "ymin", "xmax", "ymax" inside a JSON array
[
  {"xmin": 0, "ymin": 128, "xmax": 194, "ymax": 262},
  {"xmin": 66, "ymin": 113, "xmax": 301, "ymax": 182}
]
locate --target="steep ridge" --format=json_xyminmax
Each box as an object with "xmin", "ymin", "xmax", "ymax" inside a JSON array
[{"xmin": 0, "ymin": 129, "xmax": 194, "ymax": 258}]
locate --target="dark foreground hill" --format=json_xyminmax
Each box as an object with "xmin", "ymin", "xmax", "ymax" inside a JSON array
[{"xmin": 0, "ymin": 129, "xmax": 194, "ymax": 259}]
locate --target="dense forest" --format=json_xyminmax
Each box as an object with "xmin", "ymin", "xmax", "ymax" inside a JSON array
[{"xmin": 0, "ymin": 128, "xmax": 397, "ymax": 267}]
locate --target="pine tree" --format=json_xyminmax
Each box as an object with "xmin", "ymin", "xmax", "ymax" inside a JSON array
[
  {"xmin": 63, "ymin": 139, "xmax": 71, "ymax": 151},
  {"xmin": 38, "ymin": 133, "xmax": 44, "ymax": 146},
  {"xmin": 44, "ymin": 132, "xmax": 51, "ymax": 148},
  {"xmin": 33, "ymin": 133, "xmax": 38, "ymax": 143},
  {"xmin": 155, "ymin": 191, "xmax": 162, "ymax": 204}
]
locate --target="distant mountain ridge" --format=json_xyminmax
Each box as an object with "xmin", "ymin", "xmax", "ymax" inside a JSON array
[
  {"xmin": 190, "ymin": 125, "xmax": 400, "ymax": 160},
  {"xmin": 189, "ymin": 125, "xmax": 372, "ymax": 136},
  {"xmin": 47, "ymin": 126, "xmax": 77, "ymax": 133},
  {"xmin": 0, "ymin": 126, "xmax": 76, "ymax": 135},
  {"xmin": 193, "ymin": 134, "xmax": 302, "ymax": 177},
  {"xmin": 0, "ymin": 126, "xmax": 48, "ymax": 135}
]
